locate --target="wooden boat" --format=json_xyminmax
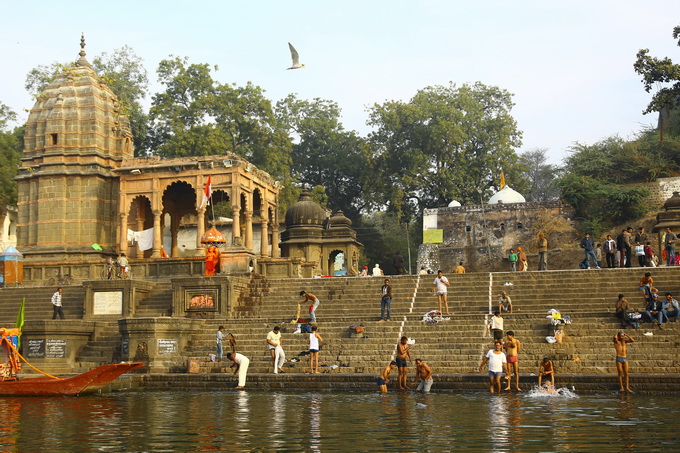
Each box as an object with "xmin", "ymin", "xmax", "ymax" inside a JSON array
[
  {"xmin": 1, "ymin": 328, "xmax": 143, "ymax": 396},
  {"xmin": 0, "ymin": 362, "xmax": 144, "ymax": 396}
]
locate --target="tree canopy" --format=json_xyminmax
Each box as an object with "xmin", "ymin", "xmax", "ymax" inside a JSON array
[
  {"xmin": 367, "ymin": 82, "xmax": 524, "ymax": 220},
  {"xmin": 276, "ymin": 95, "xmax": 373, "ymax": 219},
  {"xmin": 149, "ymin": 56, "xmax": 292, "ymax": 179},
  {"xmin": 0, "ymin": 103, "xmax": 22, "ymax": 207}
]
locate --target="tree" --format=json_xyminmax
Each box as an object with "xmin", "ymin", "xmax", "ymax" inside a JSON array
[
  {"xmin": 149, "ymin": 56, "xmax": 292, "ymax": 179},
  {"xmin": 367, "ymin": 82, "xmax": 523, "ymax": 220},
  {"xmin": 92, "ymin": 46, "xmax": 150, "ymax": 155},
  {"xmin": 0, "ymin": 103, "xmax": 23, "ymax": 207},
  {"xmin": 557, "ymin": 137, "xmax": 652, "ymax": 235},
  {"xmin": 518, "ymin": 148, "xmax": 560, "ymax": 202},
  {"xmin": 634, "ymin": 25, "xmax": 680, "ymax": 115},
  {"xmin": 25, "ymin": 46, "xmax": 151, "ymax": 155},
  {"xmin": 276, "ymin": 95, "xmax": 374, "ymax": 219}
]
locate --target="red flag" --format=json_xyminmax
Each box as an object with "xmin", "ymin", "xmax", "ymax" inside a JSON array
[{"xmin": 202, "ymin": 176, "xmax": 212, "ymax": 207}]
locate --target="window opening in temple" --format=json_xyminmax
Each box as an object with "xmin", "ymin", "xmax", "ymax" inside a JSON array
[
  {"xmin": 465, "ymin": 225, "xmax": 471, "ymax": 232},
  {"xmin": 51, "ymin": 133, "xmax": 58, "ymax": 145},
  {"xmin": 517, "ymin": 222, "xmax": 523, "ymax": 229}
]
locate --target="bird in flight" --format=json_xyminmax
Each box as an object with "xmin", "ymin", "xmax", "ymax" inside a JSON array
[{"xmin": 287, "ymin": 42, "xmax": 305, "ymax": 70}]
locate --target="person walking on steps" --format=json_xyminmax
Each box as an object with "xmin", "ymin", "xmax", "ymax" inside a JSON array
[
  {"xmin": 51, "ymin": 287, "xmax": 64, "ymax": 320},
  {"xmin": 580, "ymin": 232, "xmax": 601, "ymax": 269},
  {"xmin": 379, "ymin": 278, "xmax": 392, "ymax": 321}
]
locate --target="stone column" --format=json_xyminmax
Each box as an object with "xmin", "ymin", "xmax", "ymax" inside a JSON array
[
  {"xmin": 119, "ymin": 212, "xmax": 129, "ymax": 254},
  {"xmin": 196, "ymin": 208, "xmax": 206, "ymax": 255},
  {"xmin": 135, "ymin": 215, "xmax": 145, "ymax": 259},
  {"xmin": 260, "ymin": 218, "xmax": 269, "ymax": 257},
  {"xmin": 170, "ymin": 214, "xmax": 180, "ymax": 257},
  {"xmin": 244, "ymin": 210, "xmax": 253, "ymax": 250},
  {"xmin": 232, "ymin": 204, "xmax": 241, "ymax": 246},
  {"xmin": 152, "ymin": 210, "xmax": 162, "ymax": 258},
  {"xmin": 271, "ymin": 215, "xmax": 280, "ymax": 258}
]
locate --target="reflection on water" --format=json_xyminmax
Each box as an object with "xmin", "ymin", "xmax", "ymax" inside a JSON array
[{"xmin": 0, "ymin": 390, "xmax": 677, "ymax": 451}]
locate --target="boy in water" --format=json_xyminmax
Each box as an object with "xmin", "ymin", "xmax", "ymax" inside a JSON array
[
  {"xmin": 614, "ymin": 332, "xmax": 635, "ymax": 393},
  {"xmin": 396, "ymin": 336, "xmax": 413, "ymax": 389},
  {"xmin": 538, "ymin": 357, "xmax": 555, "ymax": 388},
  {"xmin": 376, "ymin": 361, "xmax": 397, "ymax": 393}
]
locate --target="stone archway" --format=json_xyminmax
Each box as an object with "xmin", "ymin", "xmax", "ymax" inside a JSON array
[
  {"xmin": 128, "ymin": 196, "xmax": 153, "ymax": 258},
  {"xmin": 328, "ymin": 249, "xmax": 346, "ymax": 276},
  {"xmin": 162, "ymin": 181, "xmax": 197, "ymax": 257}
]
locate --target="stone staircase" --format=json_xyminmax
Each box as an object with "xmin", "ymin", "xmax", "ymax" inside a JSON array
[
  {"xmin": 182, "ymin": 268, "xmax": 680, "ymax": 376},
  {"xmin": 0, "ymin": 285, "xmax": 85, "ymax": 323},
  {"xmin": 3, "ymin": 268, "xmax": 679, "ymax": 379}
]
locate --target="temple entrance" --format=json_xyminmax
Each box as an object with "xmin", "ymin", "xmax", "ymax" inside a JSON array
[
  {"xmin": 162, "ymin": 182, "xmax": 197, "ymax": 257},
  {"xmin": 329, "ymin": 250, "xmax": 346, "ymax": 276}
]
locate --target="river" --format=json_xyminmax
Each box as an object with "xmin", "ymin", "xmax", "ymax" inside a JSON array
[{"xmin": 0, "ymin": 387, "xmax": 677, "ymax": 452}]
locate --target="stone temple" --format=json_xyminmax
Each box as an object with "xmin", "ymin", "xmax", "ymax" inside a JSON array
[{"xmin": 13, "ymin": 36, "xmax": 361, "ymax": 282}]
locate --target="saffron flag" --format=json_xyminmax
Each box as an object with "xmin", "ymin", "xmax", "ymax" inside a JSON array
[
  {"xmin": 15, "ymin": 297, "xmax": 25, "ymax": 348},
  {"xmin": 500, "ymin": 171, "xmax": 506, "ymax": 189},
  {"xmin": 201, "ymin": 175, "xmax": 212, "ymax": 208}
]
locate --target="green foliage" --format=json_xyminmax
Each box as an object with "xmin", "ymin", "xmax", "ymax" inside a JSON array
[
  {"xmin": 557, "ymin": 172, "xmax": 649, "ymax": 234},
  {"xmin": 518, "ymin": 148, "xmax": 561, "ymax": 202},
  {"xmin": 634, "ymin": 25, "xmax": 680, "ymax": 115},
  {"xmin": 355, "ymin": 212, "xmax": 419, "ymax": 273},
  {"xmin": 92, "ymin": 46, "xmax": 150, "ymax": 155},
  {"xmin": 0, "ymin": 103, "xmax": 23, "ymax": 207},
  {"xmin": 367, "ymin": 82, "xmax": 523, "ymax": 220},
  {"xmin": 149, "ymin": 56, "xmax": 292, "ymax": 179},
  {"xmin": 276, "ymin": 95, "xmax": 373, "ymax": 218}
]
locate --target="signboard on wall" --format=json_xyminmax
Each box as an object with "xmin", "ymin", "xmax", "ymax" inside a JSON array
[
  {"xmin": 94, "ymin": 291, "xmax": 123, "ymax": 315},
  {"xmin": 27, "ymin": 339, "xmax": 67, "ymax": 358},
  {"xmin": 158, "ymin": 339, "xmax": 177, "ymax": 355},
  {"xmin": 423, "ymin": 229, "xmax": 444, "ymax": 244}
]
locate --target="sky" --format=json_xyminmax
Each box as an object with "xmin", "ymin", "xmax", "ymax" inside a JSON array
[{"xmin": 1, "ymin": 1, "xmax": 679, "ymax": 165}]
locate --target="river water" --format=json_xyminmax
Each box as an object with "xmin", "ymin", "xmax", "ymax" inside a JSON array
[{"xmin": 0, "ymin": 388, "xmax": 677, "ymax": 452}]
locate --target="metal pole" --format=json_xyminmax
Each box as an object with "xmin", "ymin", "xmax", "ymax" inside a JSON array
[{"xmin": 405, "ymin": 221, "xmax": 411, "ymax": 274}]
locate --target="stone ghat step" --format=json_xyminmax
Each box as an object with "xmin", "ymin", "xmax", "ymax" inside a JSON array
[{"xmin": 100, "ymin": 372, "xmax": 680, "ymax": 394}]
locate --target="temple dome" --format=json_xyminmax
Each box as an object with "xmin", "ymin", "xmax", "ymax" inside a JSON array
[
  {"xmin": 663, "ymin": 191, "xmax": 680, "ymax": 211},
  {"xmin": 488, "ymin": 186, "xmax": 525, "ymax": 204},
  {"xmin": 329, "ymin": 210, "xmax": 352, "ymax": 227},
  {"xmin": 285, "ymin": 191, "xmax": 327, "ymax": 227},
  {"xmin": 448, "ymin": 200, "xmax": 462, "ymax": 207}
]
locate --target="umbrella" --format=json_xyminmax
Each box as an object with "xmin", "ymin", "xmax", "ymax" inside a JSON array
[{"xmin": 201, "ymin": 226, "xmax": 227, "ymax": 247}]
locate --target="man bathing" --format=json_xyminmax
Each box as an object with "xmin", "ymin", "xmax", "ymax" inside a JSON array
[
  {"xmin": 614, "ymin": 332, "xmax": 635, "ymax": 393},
  {"xmin": 396, "ymin": 336, "xmax": 413, "ymax": 389},
  {"xmin": 377, "ymin": 361, "xmax": 397, "ymax": 393},
  {"xmin": 504, "ymin": 331, "xmax": 521, "ymax": 392}
]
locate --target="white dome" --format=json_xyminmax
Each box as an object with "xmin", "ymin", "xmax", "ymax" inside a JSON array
[
  {"xmin": 448, "ymin": 200, "xmax": 461, "ymax": 207},
  {"xmin": 488, "ymin": 186, "xmax": 525, "ymax": 204}
]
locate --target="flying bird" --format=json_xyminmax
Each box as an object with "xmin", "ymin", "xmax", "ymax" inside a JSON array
[{"xmin": 287, "ymin": 42, "xmax": 305, "ymax": 70}]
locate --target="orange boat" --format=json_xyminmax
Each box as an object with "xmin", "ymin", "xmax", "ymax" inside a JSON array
[{"xmin": 1, "ymin": 328, "xmax": 143, "ymax": 396}]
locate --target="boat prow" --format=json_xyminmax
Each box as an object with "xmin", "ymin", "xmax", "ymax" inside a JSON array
[{"xmin": 0, "ymin": 362, "xmax": 144, "ymax": 396}]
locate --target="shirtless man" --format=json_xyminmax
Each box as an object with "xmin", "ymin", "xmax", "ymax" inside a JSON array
[
  {"xmin": 614, "ymin": 332, "xmax": 635, "ymax": 393},
  {"xmin": 396, "ymin": 336, "xmax": 413, "ymax": 389},
  {"xmin": 504, "ymin": 331, "xmax": 521, "ymax": 391},
  {"xmin": 299, "ymin": 291, "xmax": 320, "ymax": 323},
  {"xmin": 538, "ymin": 357, "xmax": 555, "ymax": 388},
  {"xmin": 376, "ymin": 361, "xmax": 397, "ymax": 393},
  {"xmin": 413, "ymin": 358, "xmax": 433, "ymax": 393}
]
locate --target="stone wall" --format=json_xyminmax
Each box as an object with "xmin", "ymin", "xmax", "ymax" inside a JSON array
[
  {"xmin": 642, "ymin": 176, "xmax": 680, "ymax": 208},
  {"xmin": 419, "ymin": 201, "xmax": 575, "ymax": 273}
]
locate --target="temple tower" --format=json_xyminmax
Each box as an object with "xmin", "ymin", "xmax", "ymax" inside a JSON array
[{"xmin": 16, "ymin": 35, "xmax": 133, "ymax": 261}]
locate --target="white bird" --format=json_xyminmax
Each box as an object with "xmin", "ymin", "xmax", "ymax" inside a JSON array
[{"xmin": 287, "ymin": 42, "xmax": 305, "ymax": 70}]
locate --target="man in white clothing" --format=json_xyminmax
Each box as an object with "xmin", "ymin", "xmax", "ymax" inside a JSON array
[
  {"xmin": 227, "ymin": 352, "xmax": 249, "ymax": 388},
  {"xmin": 267, "ymin": 326, "xmax": 286, "ymax": 374},
  {"xmin": 432, "ymin": 270, "xmax": 451, "ymax": 315},
  {"xmin": 479, "ymin": 341, "xmax": 508, "ymax": 393}
]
